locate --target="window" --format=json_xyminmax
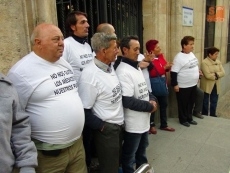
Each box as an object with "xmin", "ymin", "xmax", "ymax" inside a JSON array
[
  {"xmin": 204, "ymin": 0, "xmax": 216, "ymax": 58},
  {"xmin": 227, "ymin": 11, "xmax": 230, "ymax": 62}
]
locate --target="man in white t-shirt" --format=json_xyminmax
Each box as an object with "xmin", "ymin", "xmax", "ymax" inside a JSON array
[
  {"xmin": 62, "ymin": 11, "xmax": 94, "ymax": 170},
  {"xmin": 78, "ymin": 32, "xmax": 124, "ymax": 173},
  {"xmin": 62, "ymin": 11, "xmax": 94, "ymax": 85},
  {"xmin": 137, "ymin": 53, "xmax": 152, "ymax": 92},
  {"xmin": 171, "ymin": 36, "xmax": 199, "ymax": 127},
  {"xmin": 8, "ymin": 23, "xmax": 87, "ymax": 173},
  {"xmin": 115, "ymin": 35, "xmax": 157, "ymax": 173}
]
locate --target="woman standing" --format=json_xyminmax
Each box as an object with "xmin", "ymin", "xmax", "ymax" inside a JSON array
[
  {"xmin": 170, "ymin": 36, "xmax": 199, "ymax": 127},
  {"xmin": 146, "ymin": 39, "xmax": 175, "ymax": 133},
  {"xmin": 200, "ymin": 47, "xmax": 225, "ymax": 117}
]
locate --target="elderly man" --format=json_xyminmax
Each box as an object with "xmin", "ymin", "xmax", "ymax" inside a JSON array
[
  {"xmin": 8, "ymin": 23, "xmax": 87, "ymax": 173},
  {"xmin": 115, "ymin": 35, "xmax": 157, "ymax": 173},
  {"xmin": 96, "ymin": 23, "xmax": 116, "ymax": 33},
  {"xmin": 78, "ymin": 32, "xmax": 124, "ymax": 173},
  {"xmin": 0, "ymin": 72, "xmax": 37, "ymax": 173}
]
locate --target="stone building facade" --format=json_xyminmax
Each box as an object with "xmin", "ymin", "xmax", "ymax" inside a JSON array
[{"xmin": 1, "ymin": 0, "xmax": 229, "ymax": 116}]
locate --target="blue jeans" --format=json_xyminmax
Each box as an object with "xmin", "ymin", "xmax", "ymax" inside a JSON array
[
  {"xmin": 150, "ymin": 95, "xmax": 168, "ymax": 128},
  {"xmin": 202, "ymin": 84, "xmax": 219, "ymax": 116},
  {"xmin": 122, "ymin": 131, "xmax": 149, "ymax": 173}
]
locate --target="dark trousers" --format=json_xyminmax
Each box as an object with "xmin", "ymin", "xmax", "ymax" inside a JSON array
[
  {"xmin": 192, "ymin": 86, "xmax": 204, "ymax": 115},
  {"xmin": 150, "ymin": 95, "xmax": 168, "ymax": 128},
  {"xmin": 202, "ymin": 84, "xmax": 219, "ymax": 116},
  {"xmin": 82, "ymin": 126, "xmax": 92, "ymax": 167},
  {"xmin": 122, "ymin": 131, "xmax": 149, "ymax": 173},
  {"xmin": 176, "ymin": 85, "xmax": 196, "ymax": 123},
  {"xmin": 93, "ymin": 122, "xmax": 124, "ymax": 173}
]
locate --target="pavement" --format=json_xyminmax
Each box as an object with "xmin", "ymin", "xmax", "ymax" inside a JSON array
[{"xmin": 147, "ymin": 90, "xmax": 230, "ymax": 173}]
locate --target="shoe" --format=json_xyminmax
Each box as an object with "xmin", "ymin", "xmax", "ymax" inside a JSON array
[
  {"xmin": 189, "ymin": 120, "xmax": 197, "ymax": 125},
  {"xmin": 181, "ymin": 122, "xmax": 190, "ymax": 127},
  {"xmin": 149, "ymin": 127, "xmax": 157, "ymax": 134},
  {"xmin": 210, "ymin": 115, "xmax": 218, "ymax": 117},
  {"xmin": 193, "ymin": 112, "xmax": 204, "ymax": 119},
  {"xmin": 160, "ymin": 126, "xmax": 175, "ymax": 132}
]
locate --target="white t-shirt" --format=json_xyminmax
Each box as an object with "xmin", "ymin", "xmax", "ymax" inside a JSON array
[
  {"xmin": 116, "ymin": 62, "xmax": 150, "ymax": 133},
  {"xmin": 62, "ymin": 37, "xmax": 94, "ymax": 84},
  {"xmin": 8, "ymin": 52, "xmax": 85, "ymax": 144},
  {"xmin": 137, "ymin": 54, "xmax": 152, "ymax": 92},
  {"xmin": 171, "ymin": 52, "xmax": 199, "ymax": 88},
  {"xmin": 78, "ymin": 61, "xmax": 124, "ymax": 125}
]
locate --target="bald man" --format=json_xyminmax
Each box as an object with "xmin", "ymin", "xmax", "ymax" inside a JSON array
[
  {"xmin": 96, "ymin": 23, "xmax": 115, "ymax": 33},
  {"xmin": 8, "ymin": 23, "xmax": 87, "ymax": 173}
]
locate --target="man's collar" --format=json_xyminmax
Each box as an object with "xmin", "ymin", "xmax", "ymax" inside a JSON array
[
  {"xmin": 121, "ymin": 57, "xmax": 139, "ymax": 69},
  {"xmin": 71, "ymin": 34, "xmax": 87, "ymax": 44},
  {"xmin": 94, "ymin": 58, "xmax": 112, "ymax": 73}
]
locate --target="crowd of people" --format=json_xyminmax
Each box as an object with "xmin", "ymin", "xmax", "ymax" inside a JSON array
[{"xmin": 1, "ymin": 10, "xmax": 225, "ymax": 173}]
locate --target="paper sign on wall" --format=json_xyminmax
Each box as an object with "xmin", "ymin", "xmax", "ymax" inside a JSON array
[{"xmin": 182, "ymin": 6, "xmax": 193, "ymax": 26}]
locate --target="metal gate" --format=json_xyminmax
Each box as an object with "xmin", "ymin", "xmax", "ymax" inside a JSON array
[{"xmin": 56, "ymin": 0, "xmax": 143, "ymax": 51}]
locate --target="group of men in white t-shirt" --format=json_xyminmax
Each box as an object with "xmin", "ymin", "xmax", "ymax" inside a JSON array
[
  {"xmin": 5, "ymin": 9, "xmax": 158, "ymax": 173},
  {"xmin": 59, "ymin": 11, "xmax": 158, "ymax": 173},
  {"xmin": 4, "ymin": 9, "xmax": 204, "ymax": 173}
]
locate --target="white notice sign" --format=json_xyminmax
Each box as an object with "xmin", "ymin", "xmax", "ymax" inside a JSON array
[{"xmin": 182, "ymin": 6, "xmax": 193, "ymax": 26}]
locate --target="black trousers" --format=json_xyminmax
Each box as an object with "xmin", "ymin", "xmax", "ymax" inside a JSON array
[
  {"xmin": 176, "ymin": 85, "xmax": 197, "ymax": 123},
  {"xmin": 192, "ymin": 86, "xmax": 204, "ymax": 115}
]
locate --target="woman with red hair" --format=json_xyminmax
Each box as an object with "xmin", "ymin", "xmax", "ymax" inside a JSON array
[{"xmin": 146, "ymin": 39, "xmax": 175, "ymax": 134}]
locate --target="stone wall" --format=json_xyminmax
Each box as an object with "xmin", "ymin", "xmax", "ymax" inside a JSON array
[
  {"xmin": 0, "ymin": 0, "xmax": 57, "ymax": 74},
  {"xmin": 0, "ymin": 0, "xmax": 30, "ymax": 74}
]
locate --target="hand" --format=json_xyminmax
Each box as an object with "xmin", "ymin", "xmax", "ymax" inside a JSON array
[
  {"xmin": 199, "ymin": 70, "xmax": 203, "ymax": 76},
  {"xmin": 143, "ymin": 52, "xmax": 155, "ymax": 62},
  {"xmin": 149, "ymin": 100, "xmax": 157, "ymax": 113},
  {"xmin": 174, "ymin": 85, "xmax": 179, "ymax": 92},
  {"xmin": 214, "ymin": 72, "xmax": 219, "ymax": 80},
  {"xmin": 164, "ymin": 62, "xmax": 173, "ymax": 70}
]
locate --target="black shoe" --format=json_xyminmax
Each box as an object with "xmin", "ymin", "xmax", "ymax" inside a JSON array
[
  {"xmin": 193, "ymin": 112, "xmax": 204, "ymax": 119},
  {"xmin": 189, "ymin": 120, "xmax": 197, "ymax": 125},
  {"xmin": 181, "ymin": 122, "xmax": 190, "ymax": 127},
  {"xmin": 210, "ymin": 115, "xmax": 218, "ymax": 117}
]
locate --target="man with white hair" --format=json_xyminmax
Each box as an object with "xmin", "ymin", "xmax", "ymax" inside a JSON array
[{"xmin": 78, "ymin": 32, "xmax": 124, "ymax": 173}]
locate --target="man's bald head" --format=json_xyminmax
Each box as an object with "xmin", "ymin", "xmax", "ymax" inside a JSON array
[
  {"xmin": 96, "ymin": 23, "xmax": 115, "ymax": 34},
  {"xmin": 31, "ymin": 23, "xmax": 64, "ymax": 62}
]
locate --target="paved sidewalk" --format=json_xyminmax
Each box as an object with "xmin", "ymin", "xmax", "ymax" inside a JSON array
[
  {"xmin": 147, "ymin": 116, "xmax": 230, "ymax": 173},
  {"xmin": 217, "ymin": 90, "xmax": 230, "ymax": 119}
]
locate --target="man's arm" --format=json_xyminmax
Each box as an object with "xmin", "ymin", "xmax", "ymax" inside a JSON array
[
  {"xmin": 170, "ymin": 71, "xmax": 179, "ymax": 92},
  {"xmin": 11, "ymin": 88, "xmax": 37, "ymax": 173},
  {"xmin": 122, "ymin": 96, "xmax": 155, "ymax": 113},
  {"xmin": 84, "ymin": 109, "xmax": 105, "ymax": 131}
]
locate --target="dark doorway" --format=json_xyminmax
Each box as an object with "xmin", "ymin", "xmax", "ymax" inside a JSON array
[
  {"xmin": 227, "ymin": 11, "xmax": 230, "ymax": 62},
  {"xmin": 204, "ymin": 0, "xmax": 216, "ymax": 58}
]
